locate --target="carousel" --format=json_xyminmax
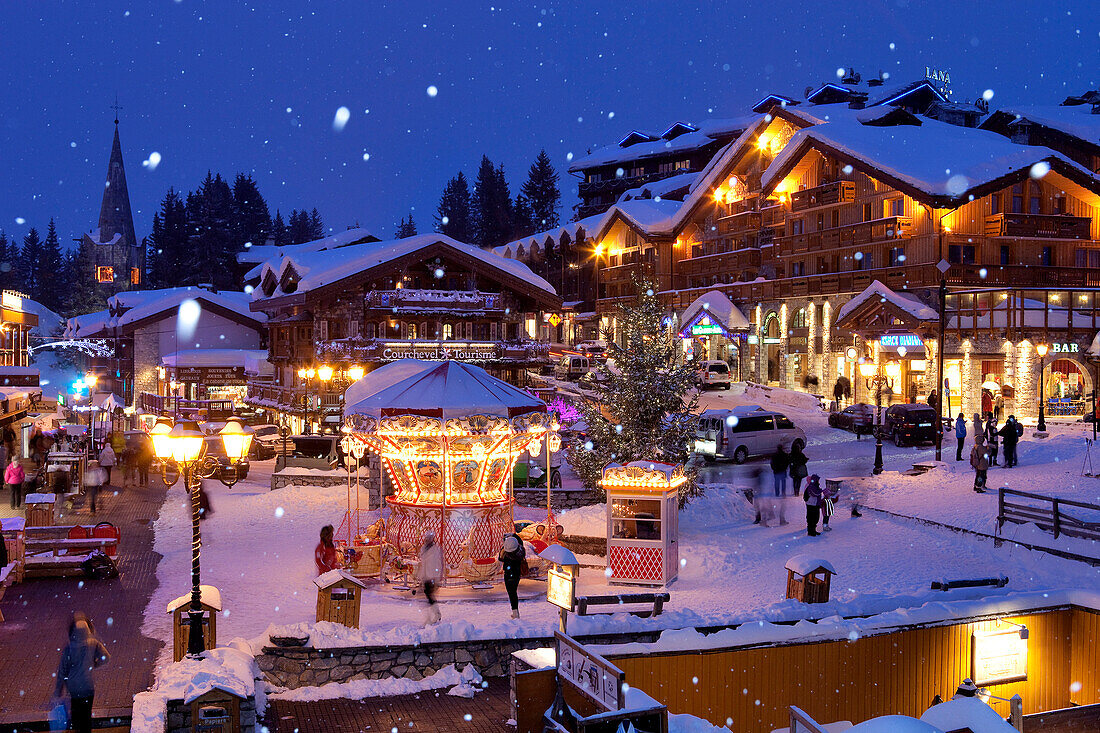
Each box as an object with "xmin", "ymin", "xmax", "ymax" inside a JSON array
[{"xmin": 342, "ymin": 359, "xmax": 553, "ymax": 586}]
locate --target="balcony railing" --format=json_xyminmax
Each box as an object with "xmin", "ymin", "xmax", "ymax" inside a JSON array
[
  {"xmin": 776, "ymin": 216, "xmax": 913, "ymax": 256},
  {"xmin": 244, "ymin": 383, "xmax": 344, "ymax": 412},
  {"xmin": 578, "ymin": 168, "xmax": 696, "ymax": 195},
  {"xmin": 789, "ymin": 180, "xmax": 856, "ymax": 212},
  {"xmin": 365, "ymin": 289, "xmax": 509, "ymax": 312},
  {"xmin": 984, "ymin": 213, "xmax": 1092, "ymax": 239}
]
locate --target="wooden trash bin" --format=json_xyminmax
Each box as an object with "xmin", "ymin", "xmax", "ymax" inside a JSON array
[
  {"xmin": 188, "ymin": 687, "xmax": 243, "ymax": 733},
  {"xmin": 785, "ymin": 555, "xmax": 837, "ymax": 604},
  {"xmin": 315, "ymin": 569, "xmax": 368, "ymax": 628},
  {"xmin": 167, "ymin": 585, "xmax": 222, "ymax": 662},
  {"xmin": 24, "ymin": 493, "xmax": 57, "ymax": 528},
  {"xmin": 2, "ymin": 517, "xmax": 26, "ymax": 584}
]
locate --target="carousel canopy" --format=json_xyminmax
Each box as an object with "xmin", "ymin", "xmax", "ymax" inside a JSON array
[{"xmin": 344, "ymin": 359, "xmax": 546, "ymax": 420}]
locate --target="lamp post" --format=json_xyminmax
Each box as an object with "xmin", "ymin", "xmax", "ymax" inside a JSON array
[
  {"xmin": 859, "ymin": 360, "xmax": 893, "ymax": 475},
  {"xmin": 151, "ymin": 415, "xmax": 252, "ymax": 657},
  {"xmin": 1036, "ymin": 343, "xmax": 1049, "ymax": 432},
  {"xmin": 935, "ymin": 259, "xmax": 950, "ymax": 462},
  {"xmin": 297, "ymin": 365, "xmax": 335, "ymax": 434}
]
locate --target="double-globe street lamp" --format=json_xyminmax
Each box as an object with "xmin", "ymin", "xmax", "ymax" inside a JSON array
[
  {"xmin": 151, "ymin": 416, "xmax": 253, "ymax": 657},
  {"xmin": 859, "ymin": 359, "xmax": 894, "ymax": 475},
  {"xmin": 296, "ymin": 364, "xmax": 365, "ymax": 434}
]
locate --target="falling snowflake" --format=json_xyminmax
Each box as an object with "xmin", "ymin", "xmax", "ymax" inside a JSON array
[
  {"xmin": 427, "ymin": 85, "xmax": 438, "ymax": 97},
  {"xmin": 333, "ymin": 106, "xmax": 351, "ymax": 131}
]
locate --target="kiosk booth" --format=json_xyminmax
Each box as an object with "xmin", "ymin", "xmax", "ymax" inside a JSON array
[{"xmin": 601, "ymin": 461, "xmax": 682, "ymax": 587}]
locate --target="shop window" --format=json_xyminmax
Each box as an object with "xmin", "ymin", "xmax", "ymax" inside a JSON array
[
  {"xmin": 1041, "ymin": 247, "xmax": 1052, "ymax": 267},
  {"xmin": 889, "ymin": 247, "xmax": 905, "ymax": 266},
  {"xmin": 791, "ymin": 308, "xmax": 807, "ymax": 328},
  {"xmin": 890, "ymin": 198, "xmax": 905, "ymax": 217},
  {"xmin": 1001, "ymin": 245, "xmax": 1011, "ymax": 265},
  {"xmin": 948, "ymin": 245, "xmax": 975, "ymax": 265},
  {"xmin": 96, "ymin": 266, "xmax": 114, "ymax": 283}
]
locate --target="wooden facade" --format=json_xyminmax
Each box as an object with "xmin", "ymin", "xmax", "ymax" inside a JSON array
[{"xmin": 608, "ymin": 606, "xmax": 1100, "ymax": 733}]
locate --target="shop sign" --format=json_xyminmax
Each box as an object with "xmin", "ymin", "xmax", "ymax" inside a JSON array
[
  {"xmin": 381, "ymin": 343, "xmax": 501, "ymax": 361},
  {"xmin": 1052, "ymin": 343, "xmax": 1080, "ymax": 354},
  {"xmin": 691, "ymin": 323, "xmax": 725, "ymax": 336},
  {"xmin": 175, "ymin": 366, "xmax": 247, "ymax": 384},
  {"xmin": 879, "ymin": 333, "xmax": 923, "ymax": 349},
  {"xmin": 555, "ymin": 631, "xmax": 625, "ymax": 711},
  {"xmin": 547, "ymin": 567, "xmax": 575, "ymax": 611},
  {"xmin": 747, "ymin": 335, "xmax": 759, "ymax": 345},
  {"xmin": 972, "ymin": 627, "xmax": 1028, "ymax": 687}
]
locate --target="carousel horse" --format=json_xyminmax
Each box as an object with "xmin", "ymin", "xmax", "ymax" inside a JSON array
[{"xmin": 459, "ymin": 531, "xmax": 501, "ymax": 585}]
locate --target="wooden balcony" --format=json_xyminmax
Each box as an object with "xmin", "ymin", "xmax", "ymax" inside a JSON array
[
  {"xmin": 984, "ymin": 213, "xmax": 1092, "ymax": 239},
  {"xmin": 709, "ymin": 210, "xmax": 762, "ymax": 236},
  {"xmin": 364, "ymin": 289, "xmax": 510, "ymax": 313},
  {"xmin": 776, "ymin": 217, "xmax": 913, "ymax": 257},
  {"xmin": 245, "ymin": 382, "xmax": 344, "ymax": 413},
  {"xmin": 789, "ymin": 180, "xmax": 856, "ymax": 212}
]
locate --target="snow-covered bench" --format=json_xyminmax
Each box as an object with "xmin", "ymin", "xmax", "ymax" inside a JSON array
[{"xmin": 575, "ymin": 592, "xmax": 670, "ymax": 618}]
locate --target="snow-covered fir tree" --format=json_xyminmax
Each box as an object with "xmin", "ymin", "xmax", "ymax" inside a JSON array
[{"xmin": 568, "ymin": 278, "xmax": 702, "ymax": 505}]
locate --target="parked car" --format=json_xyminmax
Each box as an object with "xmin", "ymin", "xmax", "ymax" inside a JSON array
[
  {"xmin": 202, "ymin": 435, "xmax": 250, "ymax": 480},
  {"xmin": 275, "ymin": 434, "xmax": 368, "ymax": 471},
  {"xmin": 696, "ymin": 360, "xmax": 732, "ymax": 390},
  {"xmin": 554, "ymin": 355, "xmax": 591, "ymax": 381},
  {"xmin": 828, "ymin": 403, "xmax": 876, "ymax": 435},
  {"xmin": 693, "ymin": 406, "xmax": 806, "ymax": 463},
  {"xmin": 251, "ymin": 424, "xmax": 284, "ymax": 450},
  {"xmin": 575, "ymin": 341, "xmax": 608, "ymax": 362},
  {"xmin": 877, "ymin": 403, "xmax": 939, "ymax": 446}
]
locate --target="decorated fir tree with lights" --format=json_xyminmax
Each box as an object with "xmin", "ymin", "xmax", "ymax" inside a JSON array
[{"xmin": 568, "ymin": 278, "xmax": 702, "ymax": 505}]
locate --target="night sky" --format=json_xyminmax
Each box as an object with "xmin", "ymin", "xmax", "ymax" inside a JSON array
[{"xmin": 2, "ymin": 1, "xmax": 1097, "ymax": 250}]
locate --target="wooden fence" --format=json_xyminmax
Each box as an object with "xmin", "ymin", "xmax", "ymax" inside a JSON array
[{"xmin": 997, "ymin": 488, "xmax": 1100, "ymax": 542}]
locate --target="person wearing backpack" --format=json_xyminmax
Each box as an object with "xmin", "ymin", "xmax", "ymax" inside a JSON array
[
  {"xmin": 803, "ymin": 474, "xmax": 824, "ymax": 537},
  {"xmin": 999, "ymin": 415, "xmax": 1021, "ymax": 468},
  {"xmin": 52, "ymin": 612, "xmax": 109, "ymax": 733},
  {"xmin": 970, "ymin": 434, "xmax": 990, "ymax": 493}
]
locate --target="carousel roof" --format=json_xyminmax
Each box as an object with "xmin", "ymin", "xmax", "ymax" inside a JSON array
[{"xmin": 343, "ymin": 359, "xmax": 546, "ymax": 420}]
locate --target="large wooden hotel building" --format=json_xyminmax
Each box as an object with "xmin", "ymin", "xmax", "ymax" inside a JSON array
[{"xmin": 502, "ymin": 73, "xmax": 1100, "ymax": 422}]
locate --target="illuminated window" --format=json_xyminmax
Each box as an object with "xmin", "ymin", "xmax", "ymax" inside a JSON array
[
  {"xmin": 96, "ymin": 266, "xmax": 114, "ymax": 283},
  {"xmin": 130, "ymin": 267, "xmax": 140, "ymax": 285}
]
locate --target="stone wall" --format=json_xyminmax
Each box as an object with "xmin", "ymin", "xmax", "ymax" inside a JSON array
[
  {"xmin": 513, "ymin": 487, "xmax": 601, "ymax": 512},
  {"xmin": 559, "ymin": 534, "xmax": 606, "ymax": 557},
  {"xmin": 270, "ymin": 469, "xmax": 381, "ymax": 504},
  {"xmin": 166, "ymin": 694, "xmax": 257, "ymax": 733}
]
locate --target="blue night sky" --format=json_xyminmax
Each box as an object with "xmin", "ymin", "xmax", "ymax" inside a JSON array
[{"xmin": 2, "ymin": 1, "xmax": 1097, "ymax": 249}]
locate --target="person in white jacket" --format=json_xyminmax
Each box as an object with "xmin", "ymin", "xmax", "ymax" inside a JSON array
[
  {"xmin": 417, "ymin": 532, "xmax": 444, "ymax": 625},
  {"xmin": 98, "ymin": 444, "xmax": 116, "ymax": 487}
]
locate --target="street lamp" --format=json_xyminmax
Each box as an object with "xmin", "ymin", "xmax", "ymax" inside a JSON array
[
  {"xmin": 859, "ymin": 359, "xmax": 893, "ymax": 475},
  {"xmin": 1036, "ymin": 343, "xmax": 1049, "ymax": 431},
  {"xmin": 152, "ymin": 415, "xmax": 252, "ymax": 657}
]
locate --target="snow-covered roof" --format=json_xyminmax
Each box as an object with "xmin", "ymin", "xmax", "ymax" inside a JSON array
[
  {"xmin": 919, "ymin": 697, "xmax": 1017, "ymax": 733},
  {"xmin": 313, "ymin": 569, "xmax": 368, "ymax": 590},
  {"xmin": 568, "ymin": 115, "xmax": 756, "ymax": 171},
  {"xmin": 256, "ymin": 233, "xmax": 555, "ymax": 300},
  {"xmin": 762, "ymin": 117, "xmax": 1098, "ymax": 204},
  {"xmin": 848, "ymin": 716, "xmax": 942, "ymax": 733},
  {"xmin": 495, "ymin": 213, "xmax": 605, "ymax": 259},
  {"xmin": 162, "ymin": 349, "xmax": 270, "ymax": 369},
  {"xmin": 237, "ymin": 228, "xmax": 379, "ymax": 265},
  {"xmin": 65, "ymin": 311, "xmax": 110, "ymax": 338},
  {"xmin": 167, "ymin": 584, "xmax": 223, "ymax": 613},
  {"xmin": 618, "ymin": 171, "xmax": 699, "ymax": 203},
  {"xmin": 115, "ymin": 289, "xmax": 264, "ymax": 328},
  {"xmin": 785, "ymin": 554, "xmax": 838, "ymax": 576},
  {"xmin": 835, "ymin": 280, "xmax": 938, "ymax": 325},
  {"xmin": 679, "ymin": 290, "xmax": 751, "ymax": 332},
  {"xmin": 539, "ymin": 545, "xmax": 580, "ymax": 567},
  {"xmin": 344, "ymin": 359, "xmax": 546, "ymax": 421},
  {"xmin": 989, "ymin": 105, "xmax": 1100, "ymax": 146}
]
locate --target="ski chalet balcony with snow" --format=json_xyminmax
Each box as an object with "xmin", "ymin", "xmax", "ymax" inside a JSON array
[{"xmin": 245, "ymin": 233, "xmax": 561, "ymax": 430}]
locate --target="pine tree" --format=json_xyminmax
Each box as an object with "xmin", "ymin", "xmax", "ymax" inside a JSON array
[
  {"xmin": 0, "ymin": 230, "xmax": 20, "ymax": 293},
  {"xmin": 521, "ymin": 149, "xmax": 561, "ymax": 231},
  {"xmin": 20, "ymin": 228, "xmax": 45, "ymax": 302},
  {"xmin": 186, "ymin": 172, "xmax": 236, "ymax": 288},
  {"xmin": 39, "ymin": 219, "xmax": 64, "ymax": 310},
  {"xmin": 64, "ymin": 237, "xmax": 105, "ymax": 316},
  {"xmin": 272, "ymin": 211, "xmax": 288, "ymax": 245},
  {"xmin": 472, "ymin": 156, "xmax": 514, "ymax": 248},
  {"xmin": 512, "ymin": 195, "xmax": 534, "ymax": 240},
  {"xmin": 435, "ymin": 172, "xmax": 473, "ymax": 243},
  {"xmin": 232, "ymin": 174, "xmax": 272, "ymax": 249},
  {"xmin": 567, "ymin": 277, "xmax": 702, "ymax": 505},
  {"xmin": 308, "ymin": 208, "xmax": 325, "ymax": 240},
  {"xmin": 146, "ymin": 188, "xmax": 189, "ymax": 287},
  {"xmin": 396, "ymin": 213, "xmax": 418, "ymax": 239},
  {"xmin": 286, "ymin": 210, "xmax": 314, "ymax": 245}
]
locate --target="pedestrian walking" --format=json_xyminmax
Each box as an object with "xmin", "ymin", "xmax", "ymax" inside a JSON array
[
  {"xmin": 84, "ymin": 460, "xmax": 105, "ymax": 515},
  {"xmin": 498, "ymin": 533, "xmax": 526, "ymax": 619},
  {"xmin": 970, "ymin": 435, "xmax": 990, "ymax": 493},
  {"xmin": 197, "ymin": 483, "xmax": 214, "ymax": 519},
  {"xmin": 770, "ymin": 446, "xmax": 790, "ymax": 525},
  {"xmin": 985, "ymin": 413, "xmax": 1000, "ymax": 466},
  {"xmin": 98, "ymin": 443, "xmax": 116, "ymax": 488},
  {"xmin": 52, "ymin": 612, "xmax": 109, "ymax": 733},
  {"xmin": 750, "ymin": 465, "xmax": 775, "ymax": 527},
  {"xmin": 135, "ymin": 438, "xmax": 154, "ymax": 488},
  {"xmin": 314, "ymin": 524, "xmax": 339, "ymax": 575},
  {"xmin": 418, "ymin": 532, "xmax": 444, "ymax": 625},
  {"xmin": 803, "ymin": 474, "xmax": 823, "ymax": 537},
  {"xmin": 789, "ymin": 443, "xmax": 809, "ymax": 497},
  {"xmin": 5, "ymin": 457, "xmax": 24, "ymax": 509},
  {"xmin": 955, "ymin": 413, "xmax": 967, "ymax": 461},
  {"xmin": 999, "ymin": 415, "xmax": 1022, "ymax": 467}
]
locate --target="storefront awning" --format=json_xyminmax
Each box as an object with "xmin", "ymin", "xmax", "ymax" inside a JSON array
[
  {"xmin": 834, "ymin": 280, "xmax": 938, "ymax": 334},
  {"xmin": 678, "ymin": 290, "xmax": 750, "ymax": 338}
]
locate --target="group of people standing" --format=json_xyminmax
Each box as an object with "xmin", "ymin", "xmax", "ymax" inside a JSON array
[
  {"xmin": 753, "ymin": 443, "xmax": 839, "ymax": 537},
  {"xmin": 955, "ymin": 412, "xmax": 1023, "ymax": 493}
]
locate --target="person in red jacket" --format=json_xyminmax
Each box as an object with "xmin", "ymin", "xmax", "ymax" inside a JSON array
[{"xmin": 315, "ymin": 525, "xmax": 339, "ymax": 575}]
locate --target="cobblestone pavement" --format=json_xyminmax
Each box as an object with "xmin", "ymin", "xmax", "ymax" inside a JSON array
[
  {"xmin": 0, "ymin": 480, "xmax": 167, "ymax": 727},
  {"xmin": 265, "ymin": 677, "xmax": 514, "ymax": 733}
]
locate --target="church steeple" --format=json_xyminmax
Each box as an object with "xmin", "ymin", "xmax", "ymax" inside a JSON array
[
  {"xmin": 97, "ymin": 119, "xmax": 137, "ymax": 256},
  {"xmin": 84, "ymin": 111, "xmax": 143, "ymax": 293}
]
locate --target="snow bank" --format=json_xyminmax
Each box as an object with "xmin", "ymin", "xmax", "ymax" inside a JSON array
[
  {"xmin": 920, "ymin": 697, "xmax": 1017, "ymax": 733},
  {"xmin": 670, "ymin": 712, "xmax": 734, "ymax": 733},
  {"xmin": 132, "ymin": 641, "xmax": 264, "ymax": 733},
  {"xmin": 269, "ymin": 663, "xmax": 482, "ymax": 702}
]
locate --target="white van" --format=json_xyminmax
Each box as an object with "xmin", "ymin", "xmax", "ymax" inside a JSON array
[
  {"xmin": 693, "ymin": 406, "xmax": 806, "ymax": 463},
  {"xmin": 697, "ymin": 360, "xmax": 732, "ymax": 390},
  {"xmin": 554, "ymin": 354, "xmax": 591, "ymax": 381}
]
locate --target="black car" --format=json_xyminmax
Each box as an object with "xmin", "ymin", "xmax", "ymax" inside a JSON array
[
  {"xmin": 827, "ymin": 404, "xmax": 876, "ymax": 435},
  {"xmin": 877, "ymin": 404, "xmax": 939, "ymax": 446},
  {"xmin": 202, "ymin": 435, "xmax": 250, "ymax": 480}
]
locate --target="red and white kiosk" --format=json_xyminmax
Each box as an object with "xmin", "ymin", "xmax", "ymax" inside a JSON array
[{"xmin": 601, "ymin": 461, "xmax": 682, "ymax": 587}]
